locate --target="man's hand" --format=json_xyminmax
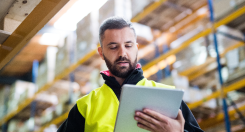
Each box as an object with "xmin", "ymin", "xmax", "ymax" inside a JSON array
[{"xmin": 134, "ymin": 109, "xmax": 185, "ymax": 132}]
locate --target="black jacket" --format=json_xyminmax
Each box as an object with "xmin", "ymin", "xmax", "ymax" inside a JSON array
[{"xmin": 58, "ymin": 67, "xmax": 204, "ymax": 132}]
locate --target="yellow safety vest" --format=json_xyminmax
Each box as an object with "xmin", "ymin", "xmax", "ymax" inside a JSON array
[{"xmin": 76, "ymin": 78, "xmax": 174, "ymax": 132}]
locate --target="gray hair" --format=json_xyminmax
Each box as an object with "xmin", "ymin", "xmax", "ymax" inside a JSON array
[{"xmin": 99, "ymin": 16, "xmax": 136, "ymax": 47}]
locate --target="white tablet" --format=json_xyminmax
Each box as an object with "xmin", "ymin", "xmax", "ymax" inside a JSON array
[{"xmin": 114, "ymin": 84, "xmax": 184, "ymax": 132}]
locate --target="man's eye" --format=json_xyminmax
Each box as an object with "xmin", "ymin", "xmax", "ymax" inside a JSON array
[
  {"xmin": 110, "ymin": 47, "xmax": 117, "ymax": 49},
  {"xmin": 126, "ymin": 45, "xmax": 132, "ymax": 48}
]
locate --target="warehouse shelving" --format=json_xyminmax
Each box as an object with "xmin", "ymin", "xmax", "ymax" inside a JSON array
[
  {"xmin": 0, "ymin": 0, "xmax": 168, "ymax": 127},
  {"xmin": 34, "ymin": 4, "xmax": 245, "ymax": 131},
  {"xmin": 1, "ymin": 0, "xmax": 245, "ymax": 131},
  {"xmin": 35, "ymin": 44, "xmax": 245, "ymax": 131},
  {"xmin": 0, "ymin": 49, "xmax": 97, "ymax": 126},
  {"xmin": 35, "ymin": 111, "xmax": 69, "ymax": 132},
  {"xmin": 131, "ymin": 0, "xmax": 167, "ymax": 22},
  {"xmin": 180, "ymin": 42, "xmax": 244, "ymax": 81},
  {"xmin": 37, "ymin": 90, "xmax": 245, "ymax": 131},
  {"xmin": 139, "ymin": 3, "xmax": 245, "ymax": 113},
  {"xmin": 142, "ymin": 5, "xmax": 245, "ymax": 71},
  {"xmin": 188, "ymin": 77, "xmax": 245, "ymax": 109},
  {"xmin": 199, "ymin": 101, "xmax": 245, "ymax": 129}
]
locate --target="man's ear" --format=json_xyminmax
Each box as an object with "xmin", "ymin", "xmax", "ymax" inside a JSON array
[
  {"xmin": 98, "ymin": 47, "xmax": 104, "ymax": 60},
  {"xmin": 136, "ymin": 43, "xmax": 139, "ymax": 49}
]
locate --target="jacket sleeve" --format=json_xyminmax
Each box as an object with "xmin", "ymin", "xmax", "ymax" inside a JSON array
[
  {"xmin": 57, "ymin": 104, "xmax": 85, "ymax": 132},
  {"xmin": 180, "ymin": 101, "xmax": 204, "ymax": 132}
]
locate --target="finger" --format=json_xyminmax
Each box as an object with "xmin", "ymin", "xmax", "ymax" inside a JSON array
[
  {"xmin": 135, "ymin": 111, "xmax": 160, "ymax": 127},
  {"xmin": 142, "ymin": 109, "xmax": 169, "ymax": 123},
  {"xmin": 137, "ymin": 123, "xmax": 154, "ymax": 132},
  {"xmin": 134, "ymin": 115, "xmax": 157, "ymax": 130},
  {"xmin": 177, "ymin": 109, "xmax": 185, "ymax": 123}
]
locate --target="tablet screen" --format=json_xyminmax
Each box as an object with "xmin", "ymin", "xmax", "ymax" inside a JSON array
[{"xmin": 114, "ymin": 84, "xmax": 184, "ymax": 132}]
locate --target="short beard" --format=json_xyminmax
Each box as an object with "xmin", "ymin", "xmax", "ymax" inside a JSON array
[{"xmin": 103, "ymin": 54, "xmax": 137, "ymax": 78}]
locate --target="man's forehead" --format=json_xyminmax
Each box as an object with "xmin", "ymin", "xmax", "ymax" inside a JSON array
[
  {"xmin": 103, "ymin": 28, "xmax": 135, "ymax": 41},
  {"xmin": 104, "ymin": 27, "xmax": 134, "ymax": 35}
]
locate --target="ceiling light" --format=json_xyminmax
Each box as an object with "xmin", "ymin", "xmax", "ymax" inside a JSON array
[
  {"xmin": 169, "ymin": 27, "xmax": 176, "ymax": 33},
  {"xmin": 54, "ymin": 0, "xmax": 108, "ymax": 31},
  {"xmin": 196, "ymin": 6, "xmax": 208, "ymax": 16},
  {"xmin": 39, "ymin": 33, "xmax": 60, "ymax": 46}
]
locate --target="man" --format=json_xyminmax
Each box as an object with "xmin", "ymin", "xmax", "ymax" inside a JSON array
[{"xmin": 58, "ymin": 16, "xmax": 203, "ymax": 132}]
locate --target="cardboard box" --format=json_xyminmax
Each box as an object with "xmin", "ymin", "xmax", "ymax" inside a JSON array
[
  {"xmin": 40, "ymin": 110, "xmax": 54, "ymax": 126},
  {"xmin": 0, "ymin": 106, "xmax": 4, "ymax": 120},
  {"xmin": 6, "ymin": 81, "xmax": 35, "ymax": 114},
  {"xmin": 213, "ymin": 0, "xmax": 245, "ymax": 20},
  {"xmin": 55, "ymin": 103, "xmax": 65, "ymax": 117},
  {"xmin": 36, "ymin": 62, "xmax": 48, "ymax": 89},
  {"xmin": 99, "ymin": 0, "xmax": 132, "ymax": 23},
  {"xmin": 239, "ymin": 46, "xmax": 245, "ymax": 61},
  {"xmin": 131, "ymin": 0, "xmax": 152, "ymax": 18},
  {"xmin": 8, "ymin": 120, "xmax": 18, "ymax": 132}
]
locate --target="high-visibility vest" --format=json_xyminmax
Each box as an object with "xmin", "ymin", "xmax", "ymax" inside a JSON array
[{"xmin": 76, "ymin": 78, "xmax": 175, "ymax": 132}]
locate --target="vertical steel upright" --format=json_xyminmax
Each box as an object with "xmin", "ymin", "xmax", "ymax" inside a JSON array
[
  {"xmin": 154, "ymin": 42, "xmax": 162, "ymax": 81},
  {"xmin": 2, "ymin": 86, "xmax": 9, "ymax": 132},
  {"xmin": 31, "ymin": 60, "xmax": 38, "ymax": 131},
  {"xmin": 2, "ymin": 94, "xmax": 8, "ymax": 132},
  {"xmin": 69, "ymin": 72, "xmax": 75, "ymax": 104},
  {"xmin": 207, "ymin": 0, "xmax": 231, "ymax": 132},
  {"xmin": 163, "ymin": 44, "xmax": 171, "ymax": 78}
]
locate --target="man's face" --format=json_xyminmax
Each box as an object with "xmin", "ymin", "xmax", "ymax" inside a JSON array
[{"xmin": 98, "ymin": 27, "xmax": 138, "ymax": 78}]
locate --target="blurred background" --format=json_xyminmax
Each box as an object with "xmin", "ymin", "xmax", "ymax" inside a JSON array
[{"xmin": 0, "ymin": 0, "xmax": 245, "ymax": 131}]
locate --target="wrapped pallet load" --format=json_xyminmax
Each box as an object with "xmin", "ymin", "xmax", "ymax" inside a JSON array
[
  {"xmin": 7, "ymin": 81, "xmax": 35, "ymax": 114},
  {"xmin": 0, "ymin": 85, "xmax": 10, "ymax": 120},
  {"xmin": 37, "ymin": 47, "xmax": 57, "ymax": 89},
  {"xmin": 55, "ymin": 33, "xmax": 76, "ymax": 76},
  {"xmin": 76, "ymin": 10, "xmax": 99, "ymax": 61}
]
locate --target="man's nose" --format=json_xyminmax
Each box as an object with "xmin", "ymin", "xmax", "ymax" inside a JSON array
[{"xmin": 118, "ymin": 46, "xmax": 127, "ymax": 57}]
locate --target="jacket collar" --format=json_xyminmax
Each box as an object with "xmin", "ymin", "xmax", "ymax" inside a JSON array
[
  {"xmin": 100, "ymin": 63, "xmax": 141, "ymax": 77},
  {"xmin": 100, "ymin": 63, "xmax": 144, "ymax": 100}
]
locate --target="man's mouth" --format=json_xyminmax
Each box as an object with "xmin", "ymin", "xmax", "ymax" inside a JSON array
[{"xmin": 117, "ymin": 61, "xmax": 129, "ymax": 66}]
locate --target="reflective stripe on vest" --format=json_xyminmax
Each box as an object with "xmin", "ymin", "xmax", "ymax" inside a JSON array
[{"xmin": 76, "ymin": 78, "xmax": 175, "ymax": 132}]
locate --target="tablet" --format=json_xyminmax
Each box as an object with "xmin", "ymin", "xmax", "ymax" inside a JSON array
[{"xmin": 114, "ymin": 84, "xmax": 184, "ymax": 132}]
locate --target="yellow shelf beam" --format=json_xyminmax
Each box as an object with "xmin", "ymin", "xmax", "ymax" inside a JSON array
[
  {"xmin": 142, "ymin": 5, "xmax": 245, "ymax": 71},
  {"xmin": 35, "ymin": 112, "xmax": 69, "ymax": 132},
  {"xmin": 188, "ymin": 77, "xmax": 245, "ymax": 110},
  {"xmin": 131, "ymin": 0, "xmax": 167, "ymax": 22},
  {"xmin": 0, "ymin": 0, "xmax": 69, "ymax": 70},
  {"xmin": 199, "ymin": 103, "xmax": 245, "ymax": 129},
  {"xmin": 186, "ymin": 43, "xmax": 244, "ymax": 110},
  {"xmin": 180, "ymin": 42, "xmax": 244, "ymax": 80},
  {"xmin": 38, "ymin": 49, "xmax": 97, "ymax": 94},
  {"xmin": 234, "ymin": 127, "xmax": 245, "ymax": 132},
  {"xmin": 142, "ymin": 29, "xmax": 211, "ymax": 71},
  {"xmin": 0, "ymin": 49, "xmax": 97, "ymax": 126}
]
